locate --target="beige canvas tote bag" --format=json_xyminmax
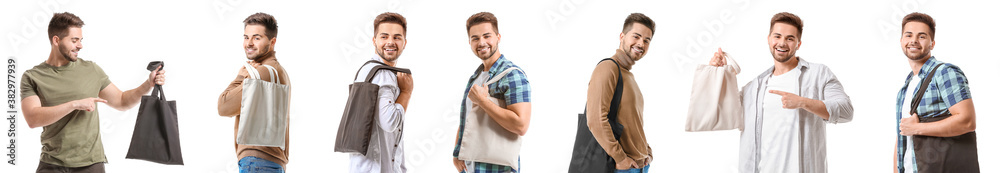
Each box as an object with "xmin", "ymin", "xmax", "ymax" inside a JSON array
[
  {"xmin": 458, "ymin": 67, "xmax": 523, "ymax": 169},
  {"xmin": 237, "ymin": 62, "xmax": 290, "ymax": 149},
  {"xmin": 686, "ymin": 55, "xmax": 743, "ymax": 132}
]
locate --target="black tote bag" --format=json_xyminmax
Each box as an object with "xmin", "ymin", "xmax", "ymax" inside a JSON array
[
  {"xmin": 909, "ymin": 64, "xmax": 979, "ymax": 173},
  {"xmin": 569, "ymin": 58, "xmax": 624, "ymax": 173},
  {"xmin": 335, "ymin": 60, "xmax": 410, "ymax": 155},
  {"xmin": 126, "ymin": 62, "xmax": 183, "ymax": 165}
]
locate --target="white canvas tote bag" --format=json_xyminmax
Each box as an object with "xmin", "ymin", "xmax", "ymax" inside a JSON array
[
  {"xmin": 686, "ymin": 55, "xmax": 744, "ymax": 132},
  {"xmin": 237, "ymin": 62, "xmax": 290, "ymax": 149},
  {"xmin": 458, "ymin": 67, "xmax": 523, "ymax": 169}
]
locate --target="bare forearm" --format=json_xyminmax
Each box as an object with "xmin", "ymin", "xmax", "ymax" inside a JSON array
[
  {"xmin": 23, "ymin": 102, "xmax": 76, "ymax": 128},
  {"xmin": 114, "ymin": 81, "xmax": 153, "ymax": 110},
  {"xmin": 481, "ymin": 102, "xmax": 529, "ymax": 135},
  {"xmin": 803, "ymin": 99, "xmax": 830, "ymax": 120},
  {"xmin": 913, "ymin": 113, "xmax": 975, "ymax": 137},
  {"xmin": 396, "ymin": 91, "xmax": 412, "ymax": 111}
]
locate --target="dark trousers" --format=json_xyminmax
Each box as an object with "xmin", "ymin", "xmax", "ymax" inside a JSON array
[{"xmin": 36, "ymin": 161, "xmax": 105, "ymax": 173}]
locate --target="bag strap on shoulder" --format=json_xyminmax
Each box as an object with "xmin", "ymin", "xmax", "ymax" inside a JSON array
[
  {"xmin": 262, "ymin": 65, "xmax": 280, "ymax": 84},
  {"xmin": 353, "ymin": 60, "xmax": 412, "ymax": 83},
  {"xmin": 910, "ymin": 63, "xmax": 944, "ymax": 115},
  {"xmin": 603, "ymin": 58, "xmax": 625, "ymax": 140},
  {"xmin": 364, "ymin": 64, "xmax": 411, "ymax": 83},
  {"xmin": 243, "ymin": 62, "xmax": 261, "ymax": 80},
  {"xmin": 353, "ymin": 60, "xmax": 384, "ymax": 80},
  {"xmin": 484, "ymin": 67, "xmax": 522, "ymax": 86}
]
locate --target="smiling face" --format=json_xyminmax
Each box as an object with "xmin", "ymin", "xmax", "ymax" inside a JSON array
[
  {"xmin": 54, "ymin": 27, "xmax": 84, "ymax": 62},
  {"xmin": 373, "ymin": 23, "xmax": 407, "ymax": 62},
  {"xmin": 767, "ymin": 22, "xmax": 801, "ymax": 63},
  {"xmin": 619, "ymin": 23, "xmax": 652, "ymax": 61},
  {"xmin": 243, "ymin": 24, "xmax": 275, "ymax": 61},
  {"xmin": 468, "ymin": 23, "xmax": 500, "ymax": 60},
  {"xmin": 900, "ymin": 21, "xmax": 934, "ymax": 61}
]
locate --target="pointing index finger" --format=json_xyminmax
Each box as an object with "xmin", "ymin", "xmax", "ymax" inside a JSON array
[{"xmin": 768, "ymin": 90, "xmax": 790, "ymax": 96}]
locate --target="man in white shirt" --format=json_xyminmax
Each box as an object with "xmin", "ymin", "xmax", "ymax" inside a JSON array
[
  {"xmin": 348, "ymin": 12, "xmax": 414, "ymax": 173},
  {"xmin": 709, "ymin": 12, "xmax": 854, "ymax": 173}
]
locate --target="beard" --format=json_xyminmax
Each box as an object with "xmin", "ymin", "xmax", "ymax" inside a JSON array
[
  {"xmin": 772, "ymin": 53, "xmax": 794, "ymax": 63},
  {"xmin": 59, "ymin": 45, "xmax": 77, "ymax": 62},
  {"xmin": 904, "ymin": 47, "xmax": 931, "ymax": 61},
  {"xmin": 771, "ymin": 49, "xmax": 794, "ymax": 63},
  {"xmin": 620, "ymin": 43, "xmax": 643, "ymax": 61},
  {"xmin": 248, "ymin": 45, "xmax": 272, "ymax": 62},
  {"xmin": 906, "ymin": 51, "xmax": 930, "ymax": 60},
  {"xmin": 377, "ymin": 47, "xmax": 399, "ymax": 62},
  {"xmin": 477, "ymin": 46, "xmax": 497, "ymax": 60},
  {"xmin": 379, "ymin": 53, "xmax": 397, "ymax": 62}
]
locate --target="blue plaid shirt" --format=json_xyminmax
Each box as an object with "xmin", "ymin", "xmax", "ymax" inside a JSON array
[
  {"xmin": 895, "ymin": 56, "xmax": 972, "ymax": 172},
  {"xmin": 454, "ymin": 55, "xmax": 531, "ymax": 172}
]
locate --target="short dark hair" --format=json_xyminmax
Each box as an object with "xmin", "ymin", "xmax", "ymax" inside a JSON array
[
  {"xmin": 466, "ymin": 12, "xmax": 499, "ymax": 34},
  {"xmin": 769, "ymin": 12, "xmax": 803, "ymax": 39},
  {"xmin": 374, "ymin": 12, "xmax": 407, "ymax": 35},
  {"xmin": 901, "ymin": 12, "xmax": 936, "ymax": 40},
  {"xmin": 48, "ymin": 12, "xmax": 85, "ymax": 41},
  {"xmin": 622, "ymin": 13, "xmax": 655, "ymax": 36},
  {"xmin": 243, "ymin": 12, "xmax": 278, "ymax": 39}
]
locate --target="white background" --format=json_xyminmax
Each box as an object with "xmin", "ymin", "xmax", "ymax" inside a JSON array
[{"xmin": 2, "ymin": 0, "xmax": 997, "ymax": 172}]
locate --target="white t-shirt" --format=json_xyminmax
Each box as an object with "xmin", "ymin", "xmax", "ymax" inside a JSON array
[
  {"xmin": 902, "ymin": 76, "xmax": 920, "ymax": 172},
  {"xmin": 760, "ymin": 67, "xmax": 802, "ymax": 173}
]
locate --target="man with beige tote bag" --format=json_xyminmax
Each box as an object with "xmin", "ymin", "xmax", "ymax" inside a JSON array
[
  {"xmin": 217, "ymin": 13, "xmax": 291, "ymax": 173},
  {"xmin": 709, "ymin": 12, "xmax": 853, "ymax": 173},
  {"xmin": 452, "ymin": 12, "xmax": 532, "ymax": 173},
  {"xmin": 345, "ymin": 12, "xmax": 415, "ymax": 173}
]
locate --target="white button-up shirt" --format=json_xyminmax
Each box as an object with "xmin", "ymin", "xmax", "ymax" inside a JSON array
[
  {"xmin": 349, "ymin": 55, "xmax": 407, "ymax": 173},
  {"xmin": 738, "ymin": 58, "xmax": 854, "ymax": 173}
]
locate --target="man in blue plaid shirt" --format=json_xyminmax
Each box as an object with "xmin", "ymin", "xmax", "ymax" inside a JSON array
[
  {"xmin": 894, "ymin": 12, "xmax": 978, "ymax": 173},
  {"xmin": 452, "ymin": 12, "xmax": 532, "ymax": 173}
]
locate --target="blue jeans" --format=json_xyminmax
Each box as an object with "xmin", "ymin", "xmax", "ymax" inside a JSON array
[
  {"xmin": 615, "ymin": 164, "xmax": 650, "ymax": 173},
  {"xmin": 238, "ymin": 156, "xmax": 284, "ymax": 173}
]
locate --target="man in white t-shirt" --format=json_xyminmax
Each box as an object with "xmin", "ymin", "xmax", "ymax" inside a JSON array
[{"xmin": 709, "ymin": 12, "xmax": 854, "ymax": 173}]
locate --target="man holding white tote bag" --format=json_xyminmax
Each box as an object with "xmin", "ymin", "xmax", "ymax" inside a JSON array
[
  {"xmin": 709, "ymin": 12, "xmax": 853, "ymax": 173},
  {"xmin": 217, "ymin": 13, "xmax": 291, "ymax": 173},
  {"xmin": 452, "ymin": 12, "xmax": 532, "ymax": 173}
]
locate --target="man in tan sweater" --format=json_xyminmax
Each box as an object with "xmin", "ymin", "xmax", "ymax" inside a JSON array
[
  {"xmin": 217, "ymin": 12, "xmax": 290, "ymax": 173},
  {"xmin": 586, "ymin": 13, "xmax": 655, "ymax": 172}
]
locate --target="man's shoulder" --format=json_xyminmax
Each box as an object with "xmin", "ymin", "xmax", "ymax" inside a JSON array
[
  {"xmin": 934, "ymin": 61, "xmax": 965, "ymax": 76},
  {"xmin": 24, "ymin": 62, "xmax": 49, "ymax": 74},
  {"xmin": 929, "ymin": 62, "xmax": 968, "ymax": 86}
]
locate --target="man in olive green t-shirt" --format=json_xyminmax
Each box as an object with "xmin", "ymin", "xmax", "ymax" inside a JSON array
[{"xmin": 20, "ymin": 12, "xmax": 166, "ymax": 173}]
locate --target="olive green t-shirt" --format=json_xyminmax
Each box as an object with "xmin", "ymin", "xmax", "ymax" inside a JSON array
[{"xmin": 21, "ymin": 59, "xmax": 111, "ymax": 167}]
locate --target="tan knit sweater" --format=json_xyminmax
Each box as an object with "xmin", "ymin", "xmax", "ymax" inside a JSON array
[{"xmin": 586, "ymin": 49, "xmax": 652, "ymax": 166}]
